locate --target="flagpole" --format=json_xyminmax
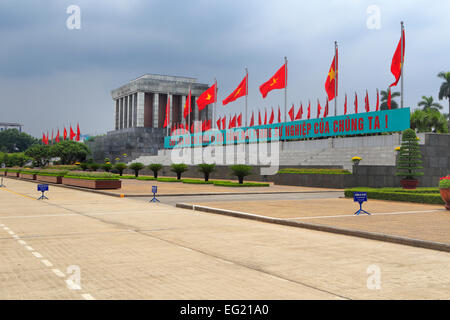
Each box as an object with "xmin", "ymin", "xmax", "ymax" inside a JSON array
[
  {"xmin": 400, "ymin": 21, "xmax": 404, "ymax": 108},
  {"xmin": 245, "ymin": 68, "xmax": 248, "ymax": 127},
  {"xmin": 284, "ymin": 56, "xmax": 287, "ymax": 123},
  {"xmin": 334, "ymin": 41, "xmax": 338, "ymax": 116}
]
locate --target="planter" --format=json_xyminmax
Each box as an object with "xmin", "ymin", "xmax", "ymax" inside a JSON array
[
  {"xmin": 440, "ymin": 188, "xmax": 450, "ymax": 210},
  {"xmin": 6, "ymin": 171, "xmax": 19, "ymax": 177},
  {"xmin": 37, "ymin": 175, "xmax": 63, "ymax": 184},
  {"xmin": 19, "ymin": 173, "xmax": 36, "ymax": 180},
  {"xmin": 62, "ymin": 177, "xmax": 121, "ymax": 189},
  {"xmin": 400, "ymin": 179, "xmax": 418, "ymax": 189}
]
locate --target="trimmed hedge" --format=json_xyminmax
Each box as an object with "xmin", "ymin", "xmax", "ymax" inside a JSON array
[
  {"xmin": 213, "ymin": 181, "xmax": 270, "ymax": 187},
  {"xmin": 182, "ymin": 179, "xmax": 214, "ymax": 185},
  {"xmin": 278, "ymin": 168, "xmax": 351, "ymax": 175},
  {"xmin": 156, "ymin": 177, "xmax": 182, "ymax": 182},
  {"xmin": 344, "ymin": 188, "xmax": 444, "ymax": 205},
  {"xmin": 136, "ymin": 176, "xmax": 156, "ymax": 181},
  {"xmin": 119, "ymin": 175, "xmax": 137, "ymax": 179}
]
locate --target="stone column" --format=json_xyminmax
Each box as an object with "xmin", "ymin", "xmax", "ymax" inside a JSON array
[
  {"xmin": 128, "ymin": 95, "xmax": 133, "ymax": 128},
  {"xmin": 115, "ymin": 99, "xmax": 119, "ymax": 130},
  {"xmin": 119, "ymin": 98, "xmax": 123, "ymax": 129},
  {"xmin": 181, "ymin": 95, "xmax": 186, "ymax": 126},
  {"xmin": 136, "ymin": 92, "xmax": 145, "ymax": 127},
  {"xmin": 152, "ymin": 93, "xmax": 159, "ymax": 128},
  {"xmin": 133, "ymin": 93, "xmax": 137, "ymax": 127}
]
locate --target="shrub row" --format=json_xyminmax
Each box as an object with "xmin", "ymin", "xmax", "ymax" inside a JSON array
[
  {"xmin": 278, "ymin": 168, "xmax": 351, "ymax": 175},
  {"xmin": 344, "ymin": 188, "xmax": 444, "ymax": 205}
]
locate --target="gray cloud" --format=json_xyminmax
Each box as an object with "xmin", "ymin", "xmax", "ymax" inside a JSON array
[{"xmin": 0, "ymin": 0, "xmax": 449, "ymax": 137}]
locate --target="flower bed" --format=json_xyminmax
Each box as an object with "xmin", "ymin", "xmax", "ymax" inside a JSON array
[
  {"xmin": 439, "ymin": 175, "xmax": 450, "ymax": 210},
  {"xmin": 62, "ymin": 172, "xmax": 121, "ymax": 189},
  {"xmin": 19, "ymin": 172, "xmax": 36, "ymax": 180},
  {"xmin": 35, "ymin": 170, "xmax": 69, "ymax": 184}
]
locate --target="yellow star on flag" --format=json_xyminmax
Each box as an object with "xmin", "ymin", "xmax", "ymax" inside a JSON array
[
  {"xmin": 206, "ymin": 94, "xmax": 211, "ymax": 100},
  {"xmin": 328, "ymin": 68, "xmax": 335, "ymax": 81},
  {"xmin": 269, "ymin": 77, "xmax": 278, "ymax": 87}
]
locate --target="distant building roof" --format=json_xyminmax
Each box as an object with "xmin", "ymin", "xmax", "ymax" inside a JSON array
[{"xmin": 0, "ymin": 122, "xmax": 23, "ymax": 127}]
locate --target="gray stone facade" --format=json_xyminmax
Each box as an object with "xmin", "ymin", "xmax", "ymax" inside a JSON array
[{"xmin": 111, "ymin": 74, "xmax": 211, "ymax": 132}]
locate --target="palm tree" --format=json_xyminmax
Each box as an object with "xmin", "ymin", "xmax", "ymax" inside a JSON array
[
  {"xmin": 410, "ymin": 108, "xmax": 448, "ymax": 133},
  {"xmin": 417, "ymin": 96, "xmax": 442, "ymax": 111},
  {"xmin": 438, "ymin": 71, "xmax": 450, "ymax": 114},
  {"xmin": 380, "ymin": 89, "xmax": 400, "ymax": 110}
]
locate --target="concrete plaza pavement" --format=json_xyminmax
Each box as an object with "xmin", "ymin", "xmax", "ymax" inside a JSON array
[{"xmin": 1, "ymin": 178, "xmax": 450, "ymax": 299}]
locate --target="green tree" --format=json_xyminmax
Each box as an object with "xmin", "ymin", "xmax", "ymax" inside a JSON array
[
  {"xmin": 25, "ymin": 144, "xmax": 51, "ymax": 167},
  {"xmin": 148, "ymin": 163, "xmax": 163, "ymax": 178},
  {"xmin": 50, "ymin": 140, "xmax": 90, "ymax": 164},
  {"xmin": 410, "ymin": 108, "xmax": 448, "ymax": 133},
  {"xmin": 170, "ymin": 163, "xmax": 188, "ymax": 180},
  {"xmin": 129, "ymin": 162, "xmax": 145, "ymax": 177},
  {"xmin": 114, "ymin": 163, "xmax": 127, "ymax": 176},
  {"xmin": 89, "ymin": 163, "xmax": 100, "ymax": 171},
  {"xmin": 101, "ymin": 163, "xmax": 112, "ymax": 172},
  {"xmin": 0, "ymin": 129, "xmax": 38, "ymax": 153},
  {"xmin": 396, "ymin": 129, "xmax": 423, "ymax": 182},
  {"xmin": 380, "ymin": 90, "xmax": 400, "ymax": 110},
  {"xmin": 438, "ymin": 71, "xmax": 450, "ymax": 115},
  {"xmin": 417, "ymin": 95, "xmax": 442, "ymax": 111},
  {"xmin": 198, "ymin": 164, "xmax": 216, "ymax": 182},
  {"xmin": 230, "ymin": 165, "xmax": 252, "ymax": 184}
]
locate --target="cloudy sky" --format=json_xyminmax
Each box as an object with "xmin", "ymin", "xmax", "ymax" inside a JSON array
[{"xmin": 1, "ymin": 0, "xmax": 449, "ymax": 137}]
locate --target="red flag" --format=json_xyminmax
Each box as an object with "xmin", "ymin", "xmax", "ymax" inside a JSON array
[
  {"xmin": 295, "ymin": 103, "xmax": 303, "ymax": 120},
  {"xmin": 237, "ymin": 113, "xmax": 242, "ymax": 127},
  {"xmin": 217, "ymin": 117, "xmax": 221, "ymax": 130},
  {"xmin": 223, "ymin": 74, "xmax": 247, "ymax": 105},
  {"xmin": 387, "ymin": 88, "xmax": 392, "ymax": 109},
  {"xmin": 264, "ymin": 109, "xmax": 267, "ymax": 125},
  {"xmin": 164, "ymin": 96, "xmax": 170, "ymax": 127},
  {"xmin": 354, "ymin": 92, "xmax": 358, "ymax": 114},
  {"xmin": 288, "ymin": 104, "xmax": 295, "ymax": 121},
  {"xmin": 42, "ymin": 133, "xmax": 47, "ymax": 145},
  {"xmin": 344, "ymin": 94, "xmax": 347, "ymax": 115},
  {"xmin": 51, "ymin": 130, "xmax": 54, "ymax": 144},
  {"xmin": 324, "ymin": 100, "xmax": 329, "ymax": 117},
  {"xmin": 258, "ymin": 110, "xmax": 262, "ymax": 125},
  {"xmin": 206, "ymin": 119, "xmax": 211, "ymax": 131},
  {"xmin": 55, "ymin": 129, "xmax": 60, "ymax": 143},
  {"xmin": 222, "ymin": 116, "xmax": 226, "ymax": 130},
  {"xmin": 191, "ymin": 122, "xmax": 194, "ymax": 133},
  {"xmin": 376, "ymin": 89, "xmax": 380, "ymax": 111},
  {"xmin": 365, "ymin": 90, "xmax": 370, "ymax": 112},
  {"xmin": 269, "ymin": 108, "xmax": 274, "ymax": 124},
  {"xmin": 183, "ymin": 90, "xmax": 192, "ymax": 119},
  {"xmin": 76, "ymin": 123, "xmax": 80, "ymax": 141},
  {"xmin": 324, "ymin": 47, "xmax": 338, "ymax": 101},
  {"xmin": 389, "ymin": 29, "xmax": 405, "ymax": 87},
  {"xmin": 69, "ymin": 126, "xmax": 76, "ymax": 140},
  {"xmin": 307, "ymin": 101, "xmax": 311, "ymax": 119},
  {"xmin": 259, "ymin": 63, "xmax": 286, "ymax": 98},
  {"xmin": 197, "ymin": 83, "xmax": 217, "ymax": 111},
  {"xmin": 317, "ymin": 100, "xmax": 321, "ymax": 118},
  {"xmin": 249, "ymin": 111, "xmax": 254, "ymax": 126},
  {"xmin": 63, "ymin": 127, "xmax": 67, "ymax": 140},
  {"xmin": 229, "ymin": 114, "xmax": 236, "ymax": 129},
  {"xmin": 278, "ymin": 106, "xmax": 281, "ymax": 123}
]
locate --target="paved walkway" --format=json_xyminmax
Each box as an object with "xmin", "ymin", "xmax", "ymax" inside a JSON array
[
  {"xmin": 1, "ymin": 178, "xmax": 449, "ymax": 299},
  {"xmin": 105, "ymin": 178, "xmax": 340, "ymax": 196}
]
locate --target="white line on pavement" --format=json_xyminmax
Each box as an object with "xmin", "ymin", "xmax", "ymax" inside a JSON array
[
  {"xmin": 18, "ymin": 240, "xmax": 26, "ymax": 245},
  {"xmin": 52, "ymin": 269, "xmax": 65, "ymax": 278},
  {"xmin": 41, "ymin": 260, "xmax": 53, "ymax": 267},
  {"xmin": 32, "ymin": 252, "xmax": 43, "ymax": 258},
  {"xmin": 81, "ymin": 293, "xmax": 95, "ymax": 300},
  {"xmin": 25, "ymin": 246, "xmax": 34, "ymax": 251},
  {"xmin": 288, "ymin": 209, "xmax": 443, "ymax": 220}
]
